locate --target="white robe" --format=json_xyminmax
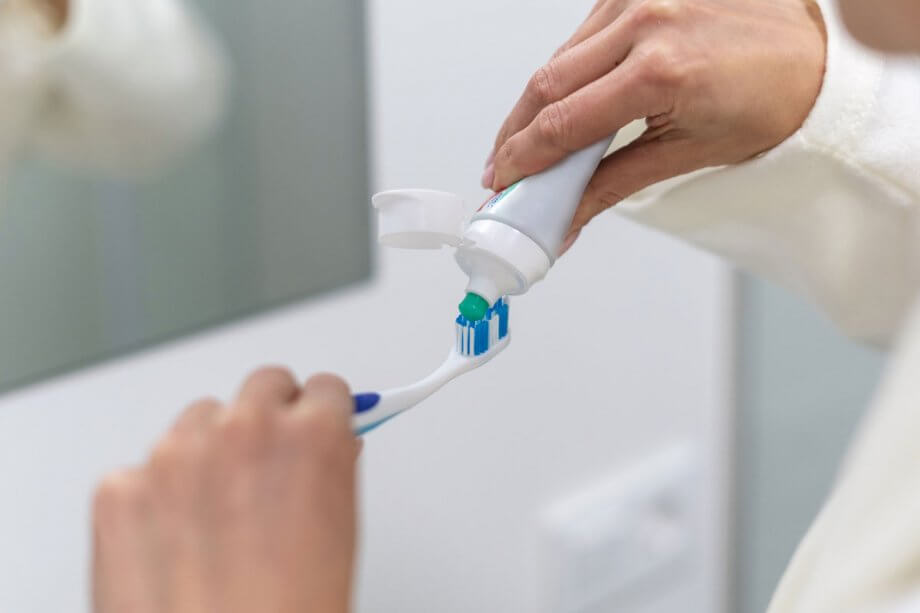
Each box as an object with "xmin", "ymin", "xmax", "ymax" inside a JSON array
[{"xmin": 617, "ymin": 1, "xmax": 920, "ymax": 610}]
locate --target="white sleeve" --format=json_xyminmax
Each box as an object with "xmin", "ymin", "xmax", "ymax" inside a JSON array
[
  {"xmin": 26, "ymin": 0, "xmax": 229, "ymax": 175},
  {"xmin": 614, "ymin": 0, "xmax": 920, "ymax": 347}
]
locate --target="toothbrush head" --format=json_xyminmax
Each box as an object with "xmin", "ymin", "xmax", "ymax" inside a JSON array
[
  {"xmin": 455, "ymin": 297, "xmax": 509, "ymax": 357},
  {"xmin": 350, "ymin": 297, "xmax": 510, "ymax": 436}
]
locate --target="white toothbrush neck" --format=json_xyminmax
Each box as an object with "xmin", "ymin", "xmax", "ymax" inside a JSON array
[
  {"xmin": 352, "ymin": 336, "xmax": 509, "ymax": 431},
  {"xmin": 386, "ymin": 350, "xmax": 468, "ymax": 407},
  {"xmin": 351, "ymin": 350, "xmax": 464, "ymax": 430}
]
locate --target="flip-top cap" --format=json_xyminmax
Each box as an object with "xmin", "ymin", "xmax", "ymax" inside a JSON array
[{"xmin": 372, "ymin": 189, "xmax": 466, "ymax": 249}]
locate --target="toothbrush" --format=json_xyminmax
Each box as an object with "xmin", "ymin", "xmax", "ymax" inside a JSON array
[{"xmin": 352, "ymin": 298, "xmax": 510, "ymax": 435}]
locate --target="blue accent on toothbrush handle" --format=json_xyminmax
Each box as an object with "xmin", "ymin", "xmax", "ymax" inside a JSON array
[
  {"xmin": 353, "ymin": 393, "xmax": 381, "ymax": 414},
  {"xmin": 353, "ymin": 393, "xmax": 389, "ymax": 436},
  {"xmin": 355, "ymin": 415, "xmax": 396, "ymax": 436}
]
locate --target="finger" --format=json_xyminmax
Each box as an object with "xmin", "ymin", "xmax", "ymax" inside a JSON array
[
  {"xmin": 490, "ymin": 17, "xmax": 634, "ymax": 168},
  {"xmin": 551, "ymin": 0, "xmax": 629, "ymax": 59},
  {"xmin": 488, "ymin": 0, "xmax": 627, "ymax": 159},
  {"xmin": 569, "ymin": 135, "xmax": 699, "ymax": 233},
  {"xmin": 558, "ymin": 229, "xmax": 582, "ymax": 257},
  {"xmin": 285, "ymin": 373, "xmax": 354, "ymax": 447},
  {"xmin": 493, "ymin": 55, "xmax": 664, "ymax": 190},
  {"xmin": 586, "ymin": 0, "xmax": 609, "ymax": 19},
  {"xmin": 295, "ymin": 373, "xmax": 352, "ymax": 420},
  {"xmin": 92, "ymin": 469, "xmax": 156, "ymax": 613},
  {"xmin": 170, "ymin": 397, "xmax": 222, "ymax": 439},
  {"xmin": 235, "ymin": 366, "xmax": 299, "ymax": 413}
]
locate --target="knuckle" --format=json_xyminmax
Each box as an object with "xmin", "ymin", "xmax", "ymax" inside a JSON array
[
  {"xmin": 537, "ymin": 99, "xmax": 575, "ymax": 151},
  {"xmin": 175, "ymin": 396, "xmax": 222, "ymax": 426},
  {"xmin": 492, "ymin": 138, "xmax": 519, "ymax": 188},
  {"xmin": 93, "ymin": 471, "xmax": 146, "ymax": 523},
  {"xmin": 304, "ymin": 372, "xmax": 350, "ymax": 398},
  {"xmin": 243, "ymin": 365, "xmax": 298, "ymax": 392},
  {"xmin": 149, "ymin": 436, "xmax": 181, "ymax": 470},
  {"xmin": 93, "ymin": 475, "xmax": 125, "ymax": 518},
  {"xmin": 633, "ymin": 0, "xmax": 684, "ymax": 26},
  {"xmin": 496, "ymin": 138, "xmax": 515, "ymax": 169},
  {"xmin": 528, "ymin": 63, "xmax": 561, "ymax": 106},
  {"xmin": 186, "ymin": 396, "xmax": 221, "ymax": 413},
  {"xmin": 635, "ymin": 44, "xmax": 685, "ymax": 91},
  {"xmin": 148, "ymin": 437, "xmax": 193, "ymax": 485}
]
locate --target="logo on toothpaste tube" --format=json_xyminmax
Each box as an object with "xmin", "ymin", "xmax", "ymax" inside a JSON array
[{"xmin": 478, "ymin": 180, "xmax": 521, "ymax": 212}]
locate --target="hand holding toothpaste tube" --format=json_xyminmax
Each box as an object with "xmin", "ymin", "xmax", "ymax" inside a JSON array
[{"xmin": 484, "ymin": 0, "xmax": 826, "ymax": 245}]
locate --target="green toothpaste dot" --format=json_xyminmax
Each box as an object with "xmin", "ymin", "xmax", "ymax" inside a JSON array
[{"xmin": 459, "ymin": 293, "xmax": 489, "ymax": 321}]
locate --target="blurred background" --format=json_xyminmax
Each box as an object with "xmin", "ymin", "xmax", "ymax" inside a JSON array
[{"xmin": 0, "ymin": 0, "xmax": 884, "ymax": 612}]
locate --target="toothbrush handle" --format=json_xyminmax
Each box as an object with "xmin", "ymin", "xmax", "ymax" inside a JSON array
[
  {"xmin": 350, "ymin": 349, "xmax": 471, "ymax": 435},
  {"xmin": 351, "ymin": 391, "xmax": 419, "ymax": 435},
  {"xmin": 352, "ymin": 393, "xmax": 389, "ymax": 435}
]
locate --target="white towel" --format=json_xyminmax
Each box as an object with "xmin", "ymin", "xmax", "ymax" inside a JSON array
[{"xmin": 0, "ymin": 0, "xmax": 227, "ymax": 176}]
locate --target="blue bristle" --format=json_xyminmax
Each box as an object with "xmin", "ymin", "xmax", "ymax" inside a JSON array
[{"xmin": 474, "ymin": 320, "xmax": 489, "ymax": 355}]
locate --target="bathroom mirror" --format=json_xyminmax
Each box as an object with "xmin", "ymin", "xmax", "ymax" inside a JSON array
[{"xmin": 0, "ymin": 0, "xmax": 371, "ymax": 392}]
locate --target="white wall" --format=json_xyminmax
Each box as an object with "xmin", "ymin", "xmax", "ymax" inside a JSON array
[{"xmin": 0, "ymin": 1, "xmax": 734, "ymax": 611}]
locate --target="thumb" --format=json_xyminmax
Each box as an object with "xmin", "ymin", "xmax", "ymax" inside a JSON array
[{"xmin": 570, "ymin": 137, "xmax": 700, "ymax": 233}]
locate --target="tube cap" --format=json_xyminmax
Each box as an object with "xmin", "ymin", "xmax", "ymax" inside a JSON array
[{"xmin": 372, "ymin": 189, "xmax": 466, "ymax": 249}]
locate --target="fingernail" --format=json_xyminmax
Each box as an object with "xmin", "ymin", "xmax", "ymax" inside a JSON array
[
  {"xmin": 481, "ymin": 163, "xmax": 495, "ymax": 189},
  {"xmin": 558, "ymin": 229, "xmax": 581, "ymax": 256},
  {"xmin": 485, "ymin": 149, "xmax": 495, "ymax": 168}
]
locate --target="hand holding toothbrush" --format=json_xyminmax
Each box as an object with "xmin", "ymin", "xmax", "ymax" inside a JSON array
[
  {"xmin": 92, "ymin": 370, "xmax": 359, "ymax": 613},
  {"xmin": 484, "ymin": 0, "xmax": 826, "ymax": 246}
]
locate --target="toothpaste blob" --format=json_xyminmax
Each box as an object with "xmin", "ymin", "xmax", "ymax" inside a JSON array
[
  {"xmin": 458, "ymin": 292, "xmax": 489, "ymax": 321},
  {"xmin": 455, "ymin": 136, "xmax": 614, "ymax": 319}
]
